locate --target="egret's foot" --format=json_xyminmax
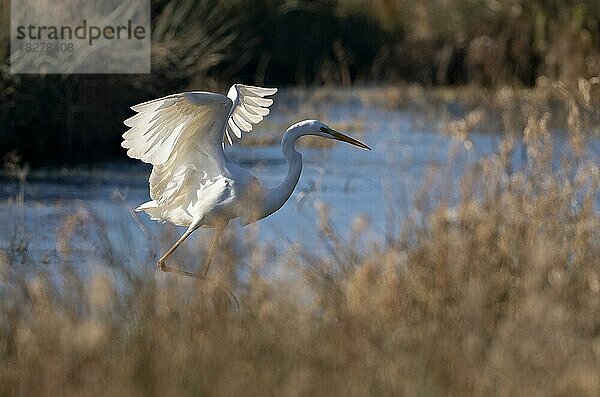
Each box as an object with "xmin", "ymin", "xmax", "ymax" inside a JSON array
[{"xmin": 156, "ymin": 259, "xmax": 206, "ymax": 279}]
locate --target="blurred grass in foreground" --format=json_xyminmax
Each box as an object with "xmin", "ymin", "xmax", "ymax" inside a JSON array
[{"xmin": 0, "ymin": 82, "xmax": 599, "ymax": 396}]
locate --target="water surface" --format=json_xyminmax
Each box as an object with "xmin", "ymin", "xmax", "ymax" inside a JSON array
[{"xmin": 1, "ymin": 92, "xmax": 598, "ymax": 278}]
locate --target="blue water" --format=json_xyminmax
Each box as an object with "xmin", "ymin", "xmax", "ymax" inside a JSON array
[{"xmin": 1, "ymin": 92, "xmax": 598, "ymax": 280}]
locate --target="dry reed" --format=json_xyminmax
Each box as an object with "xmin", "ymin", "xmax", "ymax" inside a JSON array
[{"xmin": 0, "ymin": 81, "xmax": 599, "ymax": 396}]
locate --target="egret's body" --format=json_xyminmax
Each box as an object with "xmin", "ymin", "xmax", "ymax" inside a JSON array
[{"xmin": 122, "ymin": 84, "xmax": 369, "ymax": 277}]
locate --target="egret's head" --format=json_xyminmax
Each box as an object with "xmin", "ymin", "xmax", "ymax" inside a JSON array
[{"xmin": 291, "ymin": 119, "xmax": 371, "ymax": 150}]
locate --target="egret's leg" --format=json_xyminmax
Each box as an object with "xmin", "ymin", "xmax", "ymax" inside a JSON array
[
  {"xmin": 201, "ymin": 223, "xmax": 226, "ymax": 278},
  {"xmin": 156, "ymin": 224, "xmax": 204, "ymax": 279},
  {"xmin": 157, "ymin": 223, "xmax": 238, "ymax": 307},
  {"xmin": 201, "ymin": 223, "xmax": 238, "ymax": 308}
]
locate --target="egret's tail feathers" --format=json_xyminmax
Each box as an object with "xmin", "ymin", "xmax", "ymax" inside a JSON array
[
  {"xmin": 135, "ymin": 200, "xmax": 157, "ymax": 212},
  {"xmin": 135, "ymin": 200, "xmax": 164, "ymax": 222}
]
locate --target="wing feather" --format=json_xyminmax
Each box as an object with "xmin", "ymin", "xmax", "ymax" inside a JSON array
[
  {"xmin": 241, "ymin": 96, "xmax": 273, "ymax": 107},
  {"xmin": 244, "ymin": 103, "xmax": 270, "ymax": 116},
  {"xmin": 225, "ymin": 84, "xmax": 277, "ymax": 144},
  {"xmin": 237, "ymin": 108, "xmax": 263, "ymax": 124},
  {"xmin": 122, "ymin": 91, "xmax": 231, "ymax": 166},
  {"xmin": 237, "ymin": 85, "xmax": 277, "ymax": 96},
  {"xmin": 227, "ymin": 118, "xmax": 243, "ymax": 138},
  {"xmin": 233, "ymin": 112, "xmax": 253, "ymax": 131}
]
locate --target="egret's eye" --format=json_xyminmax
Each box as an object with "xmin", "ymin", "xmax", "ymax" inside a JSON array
[{"xmin": 319, "ymin": 126, "xmax": 330, "ymax": 134}]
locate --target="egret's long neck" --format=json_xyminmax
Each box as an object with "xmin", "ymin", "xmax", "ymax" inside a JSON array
[{"xmin": 261, "ymin": 128, "xmax": 304, "ymax": 219}]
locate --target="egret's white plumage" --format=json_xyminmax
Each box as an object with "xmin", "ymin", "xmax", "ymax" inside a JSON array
[{"xmin": 122, "ymin": 84, "xmax": 370, "ymax": 277}]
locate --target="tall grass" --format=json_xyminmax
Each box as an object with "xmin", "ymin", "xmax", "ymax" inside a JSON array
[{"xmin": 1, "ymin": 81, "xmax": 599, "ymax": 395}]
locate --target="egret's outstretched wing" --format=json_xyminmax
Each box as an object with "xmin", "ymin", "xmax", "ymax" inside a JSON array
[
  {"xmin": 122, "ymin": 85, "xmax": 277, "ymax": 221},
  {"xmin": 122, "ymin": 91, "xmax": 233, "ymax": 214},
  {"xmin": 225, "ymin": 84, "xmax": 277, "ymax": 144},
  {"xmin": 121, "ymin": 91, "xmax": 232, "ymax": 166}
]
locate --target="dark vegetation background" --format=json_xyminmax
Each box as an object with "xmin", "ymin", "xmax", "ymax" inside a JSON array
[{"xmin": 1, "ymin": 0, "xmax": 600, "ymax": 166}]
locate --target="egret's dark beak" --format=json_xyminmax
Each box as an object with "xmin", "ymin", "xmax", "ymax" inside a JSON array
[{"xmin": 323, "ymin": 127, "xmax": 371, "ymax": 150}]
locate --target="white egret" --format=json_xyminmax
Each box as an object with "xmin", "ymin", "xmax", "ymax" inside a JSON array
[{"xmin": 122, "ymin": 84, "xmax": 370, "ymax": 278}]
